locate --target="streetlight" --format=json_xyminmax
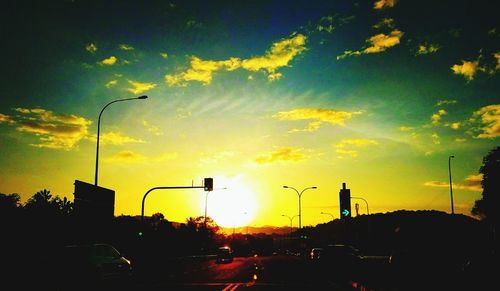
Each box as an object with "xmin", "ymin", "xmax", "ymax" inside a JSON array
[
  {"xmin": 281, "ymin": 214, "xmax": 298, "ymax": 237},
  {"xmin": 283, "ymin": 186, "xmax": 317, "ymax": 229},
  {"xmin": 320, "ymin": 211, "xmax": 335, "ymax": 220},
  {"xmin": 94, "ymin": 95, "xmax": 148, "ymax": 186},
  {"xmin": 449, "ymin": 155, "xmax": 455, "ymax": 214},
  {"xmin": 351, "ymin": 196, "xmax": 370, "ymax": 215}
]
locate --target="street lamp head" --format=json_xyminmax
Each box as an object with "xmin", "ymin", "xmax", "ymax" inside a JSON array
[
  {"xmin": 137, "ymin": 95, "xmax": 148, "ymax": 99},
  {"xmin": 450, "ymin": 155, "xmax": 455, "ymax": 158},
  {"xmin": 281, "ymin": 214, "xmax": 285, "ymax": 216},
  {"xmin": 283, "ymin": 186, "xmax": 288, "ymax": 188},
  {"xmin": 311, "ymin": 186, "xmax": 317, "ymax": 189}
]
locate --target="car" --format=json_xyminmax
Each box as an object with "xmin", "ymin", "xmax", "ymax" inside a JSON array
[
  {"xmin": 59, "ymin": 243, "xmax": 133, "ymax": 283},
  {"xmin": 216, "ymin": 246, "xmax": 234, "ymax": 263},
  {"xmin": 310, "ymin": 247, "xmax": 323, "ymax": 260}
]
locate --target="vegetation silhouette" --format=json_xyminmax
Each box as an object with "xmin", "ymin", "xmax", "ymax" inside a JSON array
[{"xmin": 1, "ymin": 146, "xmax": 497, "ymax": 290}]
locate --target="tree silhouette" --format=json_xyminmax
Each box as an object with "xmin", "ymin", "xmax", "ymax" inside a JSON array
[
  {"xmin": 0, "ymin": 193, "xmax": 21, "ymax": 210},
  {"xmin": 24, "ymin": 189, "xmax": 73, "ymax": 216},
  {"xmin": 471, "ymin": 146, "xmax": 500, "ymax": 223}
]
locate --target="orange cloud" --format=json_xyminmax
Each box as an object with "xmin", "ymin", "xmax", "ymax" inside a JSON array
[
  {"xmin": 337, "ymin": 30, "xmax": 404, "ymax": 59},
  {"xmin": 424, "ymin": 174, "xmax": 482, "ymax": 192},
  {"xmin": 165, "ymin": 33, "xmax": 307, "ymax": 86},
  {"xmin": 12, "ymin": 107, "xmax": 92, "ymax": 150},
  {"xmin": 469, "ymin": 104, "xmax": 500, "ymax": 138},
  {"xmin": 273, "ymin": 108, "xmax": 362, "ymax": 132},
  {"xmin": 255, "ymin": 147, "xmax": 306, "ymax": 164},
  {"xmin": 374, "ymin": 0, "xmax": 397, "ymax": 10}
]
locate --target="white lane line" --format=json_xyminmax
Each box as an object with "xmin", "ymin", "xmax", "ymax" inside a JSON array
[
  {"xmin": 229, "ymin": 283, "xmax": 241, "ymax": 291},
  {"xmin": 222, "ymin": 283, "xmax": 234, "ymax": 291}
]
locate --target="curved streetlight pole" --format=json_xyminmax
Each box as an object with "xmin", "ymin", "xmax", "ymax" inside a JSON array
[
  {"xmin": 95, "ymin": 95, "xmax": 148, "ymax": 186},
  {"xmin": 449, "ymin": 155, "xmax": 455, "ymax": 214},
  {"xmin": 281, "ymin": 214, "xmax": 298, "ymax": 237},
  {"xmin": 320, "ymin": 211, "xmax": 335, "ymax": 220},
  {"xmin": 351, "ymin": 197, "xmax": 369, "ymax": 215},
  {"xmin": 283, "ymin": 186, "xmax": 317, "ymax": 229}
]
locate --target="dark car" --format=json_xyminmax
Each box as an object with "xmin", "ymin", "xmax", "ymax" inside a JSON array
[
  {"xmin": 310, "ymin": 247, "xmax": 323, "ymax": 260},
  {"xmin": 59, "ymin": 243, "xmax": 133, "ymax": 283},
  {"xmin": 216, "ymin": 246, "xmax": 234, "ymax": 263},
  {"xmin": 317, "ymin": 244, "xmax": 364, "ymax": 279}
]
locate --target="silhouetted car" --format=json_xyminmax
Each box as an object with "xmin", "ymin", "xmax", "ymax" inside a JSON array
[
  {"xmin": 310, "ymin": 247, "xmax": 323, "ymax": 260},
  {"xmin": 59, "ymin": 243, "xmax": 133, "ymax": 283},
  {"xmin": 318, "ymin": 244, "xmax": 363, "ymax": 279},
  {"xmin": 216, "ymin": 246, "xmax": 234, "ymax": 263}
]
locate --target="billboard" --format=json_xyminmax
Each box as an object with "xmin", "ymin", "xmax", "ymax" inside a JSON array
[{"xmin": 74, "ymin": 180, "xmax": 115, "ymax": 220}]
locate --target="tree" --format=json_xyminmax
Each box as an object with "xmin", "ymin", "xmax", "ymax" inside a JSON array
[
  {"xmin": 472, "ymin": 146, "xmax": 499, "ymax": 225},
  {"xmin": 24, "ymin": 189, "xmax": 54, "ymax": 213},
  {"xmin": 0, "ymin": 193, "xmax": 21, "ymax": 210}
]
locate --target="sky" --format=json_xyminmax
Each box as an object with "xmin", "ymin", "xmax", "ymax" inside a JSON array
[{"xmin": 0, "ymin": 0, "xmax": 498, "ymax": 228}]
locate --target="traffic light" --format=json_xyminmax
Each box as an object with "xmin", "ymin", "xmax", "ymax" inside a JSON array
[
  {"xmin": 339, "ymin": 182, "xmax": 351, "ymax": 219},
  {"xmin": 204, "ymin": 177, "xmax": 213, "ymax": 191}
]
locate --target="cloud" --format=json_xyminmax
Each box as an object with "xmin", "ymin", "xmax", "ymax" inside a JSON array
[
  {"xmin": 101, "ymin": 56, "xmax": 118, "ymax": 65},
  {"xmin": 436, "ymin": 100, "xmax": 457, "ymax": 106},
  {"xmin": 119, "ymin": 44, "xmax": 134, "ymax": 51},
  {"xmin": 449, "ymin": 122, "xmax": 461, "ymax": 130},
  {"xmin": 142, "ymin": 120, "xmax": 164, "ymax": 136},
  {"xmin": 335, "ymin": 138, "xmax": 378, "ymax": 158},
  {"xmin": 241, "ymin": 33, "xmax": 307, "ymax": 78},
  {"xmin": 364, "ymin": 30, "xmax": 404, "ymax": 53},
  {"xmin": 431, "ymin": 133, "xmax": 440, "ymax": 144},
  {"xmin": 424, "ymin": 174, "xmax": 482, "ymax": 192},
  {"xmin": 494, "ymin": 52, "xmax": 500, "ymax": 69},
  {"xmin": 85, "ymin": 43, "xmax": 97, "ymax": 53},
  {"xmin": 399, "ymin": 126, "xmax": 415, "ymax": 132},
  {"xmin": 273, "ymin": 108, "xmax": 362, "ymax": 132},
  {"xmin": 373, "ymin": 18, "xmax": 395, "ymax": 30},
  {"xmin": 87, "ymin": 131, "xmax": 145, "ymax": 146},
  {"xmin": 416, "ymin": 43, "xmax": 440, "ymax": 55},
  {"xmin": 337, "ymin": 30, "xmax": 404, "ymax": 59},
  {"xmin": 200, "ymin": 151, "xmax": 238, "ymax": 164},
  {"xmin": 165, "ymin": 33, "xmax": 307, "ymax": 86},
  {"xmin": 12, "ymin": 108, "xmax": 91, "ymax": 150},
  {"xmin": 469, "ymin": 104, "xmax": 500, "ymax": 138},
  {"xmin": 105, "ymin": 80, "xmax": 118, "ymax": 88},
  {"xmin": 451, "ymin": 60, "xmax": 481, "ymax": 81},
  {"xmin": 431, "ymin": 109, "xmax": 447, "ymax": 124},
  {"xmin": 0, "ymin": 113, "xmax": 14, "ymax": 124},
  {"xmin": 176, "ymin": 108, "xmax": 192, "ymax": 119},
  {"xmin": 255, "ymin": 147, "xmax": 306, "ymax": 164},
  {"xmin": 165, "ymin": 56, "xmax": 241, "ymax": 86},
  {"xmin": 105, "ymin": 150, "xmax": 177, "ymax": 163},
  {"xmin": 126, "ymin": 80, "xmax": 157, "ymax": 94},
  {"xmin": 374, "ymin": 0, "xmax": 397, "ymax": 10}
]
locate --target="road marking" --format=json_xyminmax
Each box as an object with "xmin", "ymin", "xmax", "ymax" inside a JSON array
[{"xmin": 222, "ymin": 283, "xmax": 242, "ymax": 291}]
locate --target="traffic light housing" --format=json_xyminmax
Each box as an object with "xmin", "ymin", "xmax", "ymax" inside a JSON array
[
  {"xmin": 204, "ymin": 178, "xmax": 213, "ymax": 191},
  {"xmin": 339, "ymin": 182, "xmax": 351, "ymax": 219}
]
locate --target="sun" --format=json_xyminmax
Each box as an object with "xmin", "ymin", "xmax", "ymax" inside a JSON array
[{"xmin": 202, "ymin": 175, "xmax": 258, "ymax": 228}]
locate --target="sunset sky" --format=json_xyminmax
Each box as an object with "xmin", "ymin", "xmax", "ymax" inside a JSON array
[{"xmin": 1, "ymin": 0, "xmax": 498, "ymax": 228}]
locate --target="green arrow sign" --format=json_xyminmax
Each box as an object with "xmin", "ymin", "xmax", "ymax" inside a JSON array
[{"xmin": 342, "ymin": 209, "xmax": 349, "ymax": 216}]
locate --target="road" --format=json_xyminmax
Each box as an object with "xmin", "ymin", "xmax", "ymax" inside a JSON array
[{"xmin": 133, "ymin": 255, "xmax": 361, "ymax": 290}]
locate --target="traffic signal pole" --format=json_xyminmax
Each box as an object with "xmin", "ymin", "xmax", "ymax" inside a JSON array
[{"xmin": 141, "ymin": 178, "xmax": 213, "ymax": 225}]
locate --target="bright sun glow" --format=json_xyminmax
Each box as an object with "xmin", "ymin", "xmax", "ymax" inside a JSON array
[{"xmin": 202, "ymin": 175, "xmax": 258, "ymax": 228}]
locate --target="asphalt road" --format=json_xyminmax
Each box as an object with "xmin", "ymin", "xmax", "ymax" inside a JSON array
[{"xmin": 134, "ymin": 255, "xmax": 361, "ymax": 291}]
